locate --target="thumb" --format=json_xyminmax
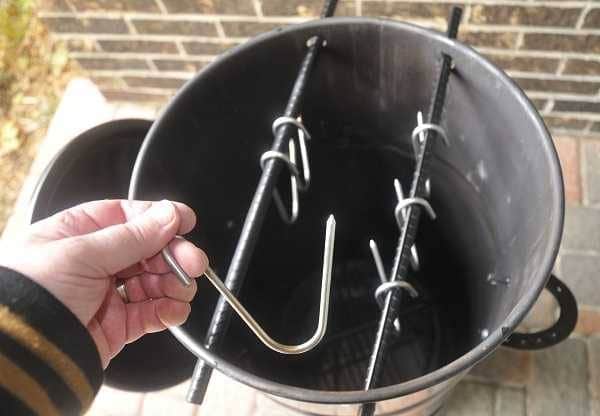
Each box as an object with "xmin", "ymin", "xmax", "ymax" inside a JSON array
[{"xmin": 75, "ymin": 200, "xmax": 182, "ymax": 275}]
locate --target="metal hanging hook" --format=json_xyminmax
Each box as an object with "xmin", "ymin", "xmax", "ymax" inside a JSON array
[
  {"xmin": 260, "ymin": 140, "xmax": 300, "ymax": 224},
  {"xmin": 368, "ymin": 240, "xmax": 419, "ymax": 332},
  {"xmin": 394, "ymin": 197, "xmax": 437, "ymax": 221},
  {"xmin": 261, "ymin": 116, "xmax": 312, "ymax": 224},
  {"xmin": 162, "ymin": 215, "xmax": 336, "ymax": 354},
  {"xmin": 271, "ymin": 115, "xmax": 311, "ymax": 189},
  {"xmin": 393, "ymin": 179, "xmax": 420, "ymax": 271},
  {"xmin": 411, "ymin": 111, "xmax": 449, "ymax": 158}
]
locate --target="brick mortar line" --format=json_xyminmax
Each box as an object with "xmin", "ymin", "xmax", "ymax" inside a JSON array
[
  {"xmin": 89, "ymin": 69, "xmax": 199, "ymax": 77},
  {"xmin": 553, "ymin": 125, "xmax": 599, "ymax": 133},
  {"xmin": 74, "ymin": 51, "xmax": 191, "ymax": 59},
  {"xmin": 94, "ymin": 39, "xmax": 104, "ymax": 52},
  {"xmin": 146, "ymin": 58, "xmax": 158, "ymax": 72},
  {"xmin": 575, "ymin": 2, "xmax": 592, "ymax": 29},
  {"xmin": 583, "ymin": 119, "xmax": 595, "ymax": 134},
  {"xmin": 215, "ymin": 20, "xmax": 226, "ymax": 39},
  {"xmin": 38, "ymin": 11, "xmax": 312, "ymax": 23},
  {"xmin": 73, "ymin": 51, "xmax": 219, "ymax": 60},
  {"xmin": 526, "ymin": 92, "xmax": 600, "ymax": 100},
  {"xmin": 252, "ymin": 0, "xmax": 263, "ymax": 18},
  {"xmin": 514, "ymin": 31, "xmax": 525, "ymax": 50},
  {"xmin": 555, "ymin": 59, "xmax": 567, "ymax": 76},
  {"xmin": 462, "ymin": 24, "xmax": 600, "ymax": 35},
  {"xmin": 124, "ymin": 17, "xmax": 137, "ymax": 35},
  {"xmin": 105, "ymin": 85, "xmax": 179, "ymax": 94},
  {"xmin": 507, "ymin": 72, "xmax": 600, "ymax": 82},
  {"xmin": 463, "ymin": 4, "xmax": 473, "ymax": 25},
  {"xmin": 154, "ymin": 0, "xmax": 168, "ymax": 14},
  {"xmin": 64, "ymin": 0, "xmax": 77, "ymax": 14},
  {"xmin": 91, "ymin": 55, "xmax": 211, "ymax": 64},
  {"xmin": 52, "ymin": 33, "xmax": 250, "ymax": 42},
  {"xmin": 479, "ymin": 48, "xmax": 600, "ymax": 60},
  {"xmin": 548, "ymin": 112, "xmax": 600, "ymax": 121},
  {"xmin": 174, "ymin": 40, "xmax": 187, "ymax": 57}
]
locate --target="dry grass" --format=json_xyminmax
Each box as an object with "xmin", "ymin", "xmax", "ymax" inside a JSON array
[{"xmin": 0, "ymin": 0, "xmax": 79, "ymax": 231}]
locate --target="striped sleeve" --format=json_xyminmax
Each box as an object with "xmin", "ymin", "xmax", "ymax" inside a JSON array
[{"xmin": 0, "ymin": 267, "xmax": 103, "ymax": 415}]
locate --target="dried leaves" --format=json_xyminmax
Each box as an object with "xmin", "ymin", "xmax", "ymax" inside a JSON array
[{"xmin": 0, "ymin": 1, "xmax": 79, "ymax": 231}]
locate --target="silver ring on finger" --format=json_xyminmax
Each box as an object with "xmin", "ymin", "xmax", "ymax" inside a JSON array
[{"xmin": 116, "ymin": 282, "xmax": 130, "ymax": 304}]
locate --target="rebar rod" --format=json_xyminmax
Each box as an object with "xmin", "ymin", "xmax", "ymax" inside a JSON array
[
  {"xmin": 186, "ymin": 0, "xmax": 339, "ymax": 404},
  {"xmin": 358, "ymin": 7, "xmax": 463, "ymax": 416}
]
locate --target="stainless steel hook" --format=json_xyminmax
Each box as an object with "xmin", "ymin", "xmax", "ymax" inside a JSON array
[
  {"xmin": 162, "ymin": 215, "xmax": 336, "ymax": 354},
  {"xmin": 271, "ymin": 115, "xmax": 311, "ymax": 189},
  {"xmin": 411, "ymin": 111, "xmax": 449, "ymax": 158},
  {"xmin": 261, "ymin": 116, "xmax": 311, "ymax": 224},
  {"xmin": 368, "ymin": 240, "xmax": 419, "ymax": 332},
  {"xmin": 393, "ymin": 179, "xmax": 420, "ymax": 271},
  {"xmin": 260, "ymin": 140, "xmax": 300, "ymax": 224},
  {"xmin": 394, "ymin": 197, "xmax": 437, "ymax": 221},
  {"xmin": 375, "ymin": 281, "xmax": 419, "ymax": 309}
]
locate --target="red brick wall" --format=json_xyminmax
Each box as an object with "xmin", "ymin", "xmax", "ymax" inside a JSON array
[{"xmin": 39, "ymin": 0, "xmax": 600, "ymax": 138}]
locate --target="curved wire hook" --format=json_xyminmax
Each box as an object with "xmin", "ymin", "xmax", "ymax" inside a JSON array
[
  {"xmin": 411, "ymin": 111, "xmax": 449, "ymax": 158},
  {"xmin": 260, "ymin": 116, "xmax": 311, "ymax": 224},
  {"xmin": 394, "ymin": 197, "xmax": 437, "ymax": 222},
  {"xmin": 272, "ymin": 116, "xmax": 311, "ymax": 190},
  {"xmin": 393, "ymin": 179, "xmax": 421, "ymax": 271},
  {"xmin": 162, "ymin": 215, "xmax": 336, "ymax": 354},
  {"xmin": 260, "ymin": 140, "xmax": 300, "ymax": 224}
]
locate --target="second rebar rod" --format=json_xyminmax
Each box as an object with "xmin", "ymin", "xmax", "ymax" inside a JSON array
[{"xmin": 358, "ymin": 7, "xmax": 463, "ymax": 416}]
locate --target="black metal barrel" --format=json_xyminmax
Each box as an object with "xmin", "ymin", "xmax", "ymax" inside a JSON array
[{"xmin": 31, "ymin": 18, "xmax": 575, "ymax": 415}]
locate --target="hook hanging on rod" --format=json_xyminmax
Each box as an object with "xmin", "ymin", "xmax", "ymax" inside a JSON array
[
  {"xmin": 411, "ymin": 111, "xmax": 450, "ymax": 158},
  {"xmin": 359, "ymin": 9, "xmax": 462, "ymax": 416},
  {"xmin": 368, "ymin": 177, "xmax": 435, "ymax": 332},
  {"xmin": 369, "ymin": 240, "xmax": 419, "ymax": 332},
  {"xmin": 260, "ymin": 116, "xmax": 311, "ymax": 224},
  {"xmin": 162, "ymin": 214, "xmax": 336, "ymax": 355},
  {"xmin": 393, "ymin": 179, "xmax": 426, "ymax": 271}
]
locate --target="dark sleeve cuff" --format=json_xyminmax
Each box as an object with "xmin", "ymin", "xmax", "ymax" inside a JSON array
[{"xmin": 0, "ymin": 266, "xmax": 103, "ymax": 415}]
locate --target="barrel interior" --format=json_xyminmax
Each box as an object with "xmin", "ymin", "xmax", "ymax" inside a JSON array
[{"xmin": 129, "ymin": 20, "xmax": 561, "ymax": 391}]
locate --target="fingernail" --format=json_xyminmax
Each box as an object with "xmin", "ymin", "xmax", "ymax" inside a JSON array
[{"xmin": 149, "ymin": 200, "xmax": 175, "ymax": 226}]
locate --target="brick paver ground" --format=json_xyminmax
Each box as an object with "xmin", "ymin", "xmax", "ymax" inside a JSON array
[{"xmin": 4, "ymin": 79, "xmax": 599, "ymax": 415}]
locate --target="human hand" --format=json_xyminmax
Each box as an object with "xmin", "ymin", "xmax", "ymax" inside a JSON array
[{"xmin": 0, "ymin": 200, "xmax": 208, "ymax": 368}]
